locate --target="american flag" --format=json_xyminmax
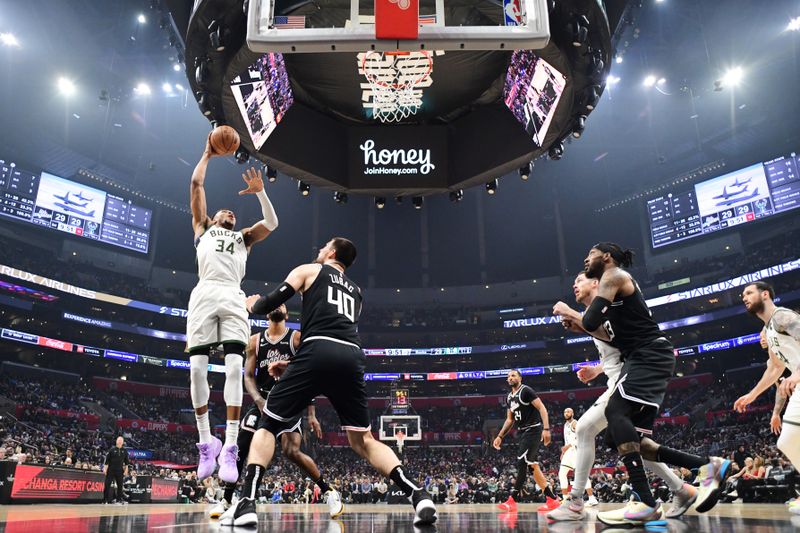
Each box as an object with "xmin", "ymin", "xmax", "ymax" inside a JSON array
[
  {"xmin": 273, "ymin": 16, "xmax": 306, "ymax": 29},
  {"xmin": 418, "ymin": 14, "xmax": 437, "ymax": 25}
]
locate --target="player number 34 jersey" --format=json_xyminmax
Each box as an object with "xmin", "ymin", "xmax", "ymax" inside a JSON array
[{"xmin": 195, "ymin": 227, "xmax": 248, "ymax": 284}]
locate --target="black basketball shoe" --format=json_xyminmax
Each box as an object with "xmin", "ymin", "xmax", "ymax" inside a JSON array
[
  {"xmin": 411, "ymin": 489, "xmax": 438, "ymax": 525},
  {"xmin": 231, "ymin": 496, "xmax": 258, "ymax": 527}
]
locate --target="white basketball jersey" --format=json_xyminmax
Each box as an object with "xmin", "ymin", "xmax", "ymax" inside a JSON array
[
  {"xmin": 766, "ymin": 307, "xmax": 800, "ymax": 372},
  {"xmin": 593, "ymin": 338, "xmax": 623, "ymax": 388},
  {"xmin": 195, "ymin": 227, "xmax": 247, "ymax": 285},
  {"xmin": 564, "ymin": 419, "xmax": 578, "ymax": 447}
]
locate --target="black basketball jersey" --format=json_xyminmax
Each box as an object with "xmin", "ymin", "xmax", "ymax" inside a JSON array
[
  {"xmin": 507, "ymin": 384, "xmax": 541, "ymax": 430},
  {"xmin": 300, "ymin": 264, "xmax": 362, "ymax": 347},
  {"xmin": 602, "ymin": 272, "xmax": 667, "ymax": 355},
  {"xmin": 255, "ymin": 328, "xmax": 297, "ymax": 394}
]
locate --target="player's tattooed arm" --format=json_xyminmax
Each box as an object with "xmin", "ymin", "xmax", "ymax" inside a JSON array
[
  {"xmin": 771, "ymin": 385, "xmax": 787, "ymax": 435},
  {"xmin": 243, "ymin": 334, "xmax": 266, "ymax": 411},
  {"xmin": 190, "ymin": 134, "xmax": 216, "ymax": 234},
  {"xmin": 773, "ymin": 309, "xmax": 800, "ymax": 344}
]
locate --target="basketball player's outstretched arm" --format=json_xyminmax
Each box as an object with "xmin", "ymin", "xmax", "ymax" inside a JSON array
[
  {"xmin": 246, "ymin": 264, "xmax": 320, "ymax": 314},
  {"xmin": 238, "ymin": 166, "xmax": 279, "ymax": 248},
  {"xmin": 243, "ymin": 334, "xmax": 266, "ymax": 411},
  {"xmin": 190, "ymin": 135, "xmax": 216, "ymax": 235},
  {"xmin": 734, "ymin": 348, "xmax": 785, "ymax": 412}
]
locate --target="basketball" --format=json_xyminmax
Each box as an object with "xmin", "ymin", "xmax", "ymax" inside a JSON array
[{"xmin": 209, "ymin": 125, "xmax": 240, "ymax": 156}]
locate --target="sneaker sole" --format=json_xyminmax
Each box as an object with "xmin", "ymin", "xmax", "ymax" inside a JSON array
[
  {"xmin": 695, "ymin": 460, "xmax": 731, "ymax": 513},
  {"xmin": 414, "ymin": 500, "xmax": 438, "ymax": 525},
  {"xmin": 330, "ymin": 502, "xmax": 345, "ymax": 518},
  {"xmin": 546, "ymin": 509, "xmax": 586, "ymax": 521},
  {"xmin": 665, "ymin": 492, "xmax": 698, "ymax": 518},
  {"xmin": 596, "ymin": 514, "xmax": 628, "ymax": 526},
  {"xmin": 233, "ymin": 512, "xmax": 258, "ymax": 527}
]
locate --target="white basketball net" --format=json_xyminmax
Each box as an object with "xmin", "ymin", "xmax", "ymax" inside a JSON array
[{"xmin": 358, "ymin": 51, "xmax": 437, "ymax": 123}]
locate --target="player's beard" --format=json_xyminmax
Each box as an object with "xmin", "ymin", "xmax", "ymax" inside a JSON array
[
  {"xmin": 269, "ymin": 309, "xmax": 286, "ymax": 323},
  {"xmin": 585, "ymin": 257, "xmax": 604, "ymax": 280},
  {"xmin": 745, "ymin": 298, "xmax": 764, "ymax": 316}
]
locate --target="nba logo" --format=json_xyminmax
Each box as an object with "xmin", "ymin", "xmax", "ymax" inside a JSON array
[
  {"xmin": 375, "ymin": 0, "xmax": 419, "ymax": 39},
  {"xmin": 503, "ymin": 0, "xmax": 522, "ymax": 26}
]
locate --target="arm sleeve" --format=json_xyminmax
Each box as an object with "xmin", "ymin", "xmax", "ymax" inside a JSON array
[
  {"xmin": 251, "ymin": 282, "xmax": 296, "ymax": 315},
  {"xmin": 582, "ymin": 296, "xmax": 612, "ymax": 332},
  {"xmin": 255, "ymin": 190, "xmax": 279, "ymax": 231},
  {"xmin": 520, "ymin": 386, "xmax": 538, "ymax": 404}
]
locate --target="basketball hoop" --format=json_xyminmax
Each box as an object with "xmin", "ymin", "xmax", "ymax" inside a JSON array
[
  {"xmin": 360, "ymin": 50, "xmax": 433, "ymax": 123},
  {"xmin": 395, "ymin": 430, "xmax": 406, "ymax": 454}
]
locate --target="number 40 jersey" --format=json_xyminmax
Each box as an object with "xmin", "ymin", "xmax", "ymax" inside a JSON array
[{"xmin": 300, "ymin": 264, "xmax": 363, "ymax": 347}]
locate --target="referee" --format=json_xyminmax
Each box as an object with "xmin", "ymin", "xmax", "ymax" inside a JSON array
[{"xmin": 103, "ymin": 436, "xmax": 130, "ymax": 504}]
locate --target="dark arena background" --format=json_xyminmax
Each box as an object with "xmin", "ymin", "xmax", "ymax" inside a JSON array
[{"xmin": 1, "ymin": 0, "xmax": 800, "ymax": 531}]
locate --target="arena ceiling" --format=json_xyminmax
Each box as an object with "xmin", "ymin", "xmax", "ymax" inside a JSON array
[{"xmin": 0, "ymin": 0, "xmax": 798, "ymax": 287}]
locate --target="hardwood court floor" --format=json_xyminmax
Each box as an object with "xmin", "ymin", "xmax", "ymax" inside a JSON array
[{"xmin": 0, "ymin": 502, "xmax": 794, "ymax": 532}]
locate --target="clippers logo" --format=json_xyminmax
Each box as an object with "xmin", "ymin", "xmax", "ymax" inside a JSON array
[{"xmin": 388, "ymin": 0, "xmax": 411, "ymax": 10}]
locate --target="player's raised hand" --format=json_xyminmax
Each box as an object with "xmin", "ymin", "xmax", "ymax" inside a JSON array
[
  {"xmin": 733, "ymin": 393, "xmax": 755, "ymax": 413},
  {"xmin": 239, "ymin": 167, "xmax": 264, "ymax": 195},
  {"xmin": 492, "ymin": 437, "xmax": 503, "ymax": 450},
  {"xmin": 204, "ymin": 132, "xmax": 218, "ymax": 158}
]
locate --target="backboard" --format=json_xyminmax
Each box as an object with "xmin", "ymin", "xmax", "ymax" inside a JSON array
[{"xmin": 247, "ymin": 0, "xmax": 550, "ymax": 53}]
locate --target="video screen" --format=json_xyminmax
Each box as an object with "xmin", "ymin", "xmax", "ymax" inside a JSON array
[
  {"xmin": 503, "ymin": 50, "xmax": 567, "ymax": 147},
  {"xmin": 0, "ymin": 161, "xmax": 152, "ymax": 253},
  {"xmin": 647, "ymin": 151, "xmax": 800, "ymax": 248},
  {"xmin": 230, "ymin": 53, "xmax": 294, "ymax": 150}
]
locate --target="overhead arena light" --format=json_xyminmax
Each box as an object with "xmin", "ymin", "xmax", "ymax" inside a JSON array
[
  {"xmin": 549, "ymin": 141, "xmax": 564, "ymax": 160},
  {"xmin": 173, "ymin": 63, "xmax": 181, "ymax": 72},
  {"xmin": 643, "ymin": 74, "xmax": 657, "ymax": 87},
  {"xmin": 412, "ymin": 196, "xmax": 424, "ymax": 209},
  {"xmin": 208, "ymin": 21, "xmax": 225, "ymax": 52},
  {"xmin": 298, "ymin": 181, "xmax": 311, "ymax": 196},
  {"xmin": 234, "ymin": 146, "xmax": 250, "ymax": 164},
  {"xmin": 485, "ymin": 179, "xmax": 498, "ymax": 195},
  {"xmin": 519, "ymin": 162, "xmax": 532, "ymax": 180},
  {"xmin": 572, "ymin": 115, "xmax": 587, "ymax": 138},
  {"xmin": 197, "ymin": 92, "xmax": 213, "ymax": 116},
  {"xmin": 721, "ymin": 67, "xmax": 744, "ymax": 87},
  {"xmin": 137, "ymin": 14, "xmax": 147, "ymax": 24},
  {"xmin": 375, "ymin": 197, "xmax": 386, "ymax": 209},
  {"xmin": 568, "ymin": 14, "xmax": 590, "ymax": 48},
  {"xmin": 265, "ymin": 165, "xmax": 277, "ymax": 182},
  {"xmin": 0, "ymin": 33, "xmax": 20, "ymax": 48},
  {"xmin": 57, "ymin": 77, "xmax": 76, "ymax": 97},
  {"xmin": 333, "ymin": 191, "xmax": 348, "ymax": 204},
  {"xmin": 449, "ymin": 189, "xmax": 464, "ymax": 202},
  {"xmin": 134, "ymin": 82, "xmax": 151, "ymax": 95},
  {"xmin": 789, "ymin": 17, "xmax": 800, "ymax": 32},
  {"xmin": 162, "ymin": 82, "xmax": 173, "ymax": 94}
]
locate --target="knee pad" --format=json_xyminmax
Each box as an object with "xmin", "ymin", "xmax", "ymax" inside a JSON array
[
  {"xmin": 189, "ymin": 355, "xmax": 210, "ymax": 408},
  {"xmin": 224, "ymin": 353, "xmax": 244, "ymax": 407}
]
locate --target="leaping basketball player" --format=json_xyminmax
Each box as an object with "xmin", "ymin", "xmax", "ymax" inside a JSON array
[
  {"xmin": 548, "ymin": 272, "xmax": 697, "ymax": 522},
  {"xmin": 212, "ymin": 304, "xmax": 343, "ymax": 523},
  {"xmin": 494, "ymin": 370, "xmax": 560, "ymax": 513},
  {"xmin": 188, "ymin": 136, "xmax": 279, "ymax": 484},
  {"xmin": 552, "ymin": 243, "xmax": 730, "ymax": 526},
  {"xmin": 227, "ymin": 238, "xmax": 437, "ymax": 527},
  {"xmin": 734, "ymin": 281, "xmax": 800, "ymax": 515}
]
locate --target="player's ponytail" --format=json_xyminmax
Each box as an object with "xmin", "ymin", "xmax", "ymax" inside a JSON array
[{"xmin": 620, "ymin": 249, "xmax": 635, "ymax": 268}]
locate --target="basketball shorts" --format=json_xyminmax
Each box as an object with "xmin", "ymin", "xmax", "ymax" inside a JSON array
[
  {"xmin": 615, "ymin": 338, "xmax": 675, "ymax": 410},
  {"xmin": 186, "ymin": 281, "xmax": 250, "ymax": 351},
  {"xmin": 561, "ymin": 448, "xmax": 577, "ymax": 470},
  {"xmin": 516, "ymin": 426, "xmax": 543, "ymax": 465},
  {"xmin": 784, "ymin": 383, "xmax": 800, "ymax": 426},
  {"xmin": 259, "ymin": 338, "xmax": 370, "ymax": 434}
]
